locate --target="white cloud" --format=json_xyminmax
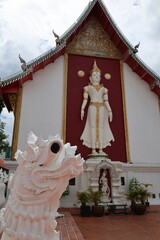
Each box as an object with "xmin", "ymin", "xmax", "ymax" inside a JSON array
[
  {"xmin": 0, "ymin": 0, "xmax": 160, "ymax": 145},
  {"xmin": 106, "ymin": 0, "xmax": 160, "ymax": 75},
  {"xmin": 0, "ymin": 0, "xmax": 90, "ymax": 78},
  {"xmin": 0, "ymin": 0, "xmax": 160, "ymax": 77}
]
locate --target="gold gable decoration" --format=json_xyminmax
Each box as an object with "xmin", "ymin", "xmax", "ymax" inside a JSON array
[
  {"xmin": 65, "ymin": 16, "xmax": 122, "ymax": 59},
  {"xmin": 9, "ymin": 94, "xmax": 17, "ymax": 113}
]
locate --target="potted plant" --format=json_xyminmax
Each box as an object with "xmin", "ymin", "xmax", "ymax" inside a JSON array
[
  {"xmin": 129, "ymin": 177, "xmax": 141, "ymax": 191},
  {"xmin": 141, "ymin": 183, "xmax": 152, "ymax": 206},
  {"xmin": 62, "ymin": 185, "xmax": 70, "ymax": 197},
  {"xmin": 126, "ymin": 178, "xmax": 152, "ymax": 215},
  {"xmin": 88, "ymin": 188, "xmax": 104, "ymax": 217},
  {"xmin": 126, "ymin": 177, "xmax": 141, "ymax": 212},
  {"xmin": 133, "ymin": 187, "xmax": 151, "ymax": 215},
  {"xmin": 126, "ymin": 190, "xmax": 138, "ymax": 212},
  {"xmin": 77, "ymin": 191, "xmax": 91, "ymax": 217}
]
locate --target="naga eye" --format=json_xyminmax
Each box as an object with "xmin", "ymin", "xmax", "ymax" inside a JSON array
[{"xmin": 50, "ymin": 142, "xmax": 60, "ymax": 154}]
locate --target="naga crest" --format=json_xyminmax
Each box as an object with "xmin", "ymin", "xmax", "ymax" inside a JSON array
[{"xmin": 1, "ymin": 132, "xmax": 84, "ymax": 240}]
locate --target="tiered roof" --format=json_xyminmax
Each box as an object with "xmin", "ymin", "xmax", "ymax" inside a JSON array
[{"xmin": 1, "ymin": 0, "xmax": 160, "ymax": 111}]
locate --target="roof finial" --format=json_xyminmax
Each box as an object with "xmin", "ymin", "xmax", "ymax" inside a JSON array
[
  {"xmin": 19, "ymin": 54, "xmax": 28, "ymax": 72},
  {"xmin": 52, "ymin": 30, "xmax": 62, "ymax": 46},
  {"xmin": 133, "ymin": 42, "xmax": 140, "ymax": 54}
]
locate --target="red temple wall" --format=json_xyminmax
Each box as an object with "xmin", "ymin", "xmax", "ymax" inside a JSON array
[{"xmin": 66, "ymin": 54, "xmax": 127, "ymax": 162}]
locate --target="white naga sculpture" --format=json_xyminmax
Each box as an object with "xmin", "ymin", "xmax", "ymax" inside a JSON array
[
  {"xmin": 80, "ymin": 60, "xmax": 114, "ymax": 155},
  {"xmin": 1, "ymin": 132, "xmax": 84, "ymax": 240}
]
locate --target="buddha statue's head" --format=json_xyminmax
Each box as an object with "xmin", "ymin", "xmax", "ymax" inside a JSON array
[{"xmin": 89, "ymin": 60, "xmax": 101, "ymax": 85}]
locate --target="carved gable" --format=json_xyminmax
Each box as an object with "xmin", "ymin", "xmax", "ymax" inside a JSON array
[{"xmin": 66, "ymin": 16, "xmax": 122, "ymax": 59}]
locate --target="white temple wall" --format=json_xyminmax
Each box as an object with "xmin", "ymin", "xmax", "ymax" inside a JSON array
[
  {"xmin": 122, "ymin": 164, "xmax": 160, "ymax": 205},
  {"xmin": 18, "ymin": 55, "xmax": 64, "ymax": 151},
  {"xmin": 132, "ymin": 172, "xmax": 160, "ymax": 204},
  {"xmin": 60, "ymin": 183, "xmax": 79, "ymax": 208},
  {"xmin": 12, "ymin": 59, "xmax": 160, "ymax": 207},
  {"xmin": 123, "ymin": 63, "xmax": 160, "ymax": 164}
]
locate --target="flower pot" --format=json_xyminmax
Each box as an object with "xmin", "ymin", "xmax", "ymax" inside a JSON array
[
  {"xmin": 92, "ymin": 205, "xmax": 104, "ymax": 217},
  {"xmin": 80, "ymin": 205, "xmax": 91, "ymax": 217},
  {"xmin": 134, "ymin": 204, "xmax": 146, "ymax": 215},
  {"xmin": 130, "ymin": 203, "xmax": 135, "ymax": 212}
]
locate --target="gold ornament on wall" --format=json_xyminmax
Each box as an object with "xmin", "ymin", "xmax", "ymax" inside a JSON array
[
  {"xmin": 104, "ymin": 73, "xmax": 111, "ymax": 80},
  {"xmin": 78, "ymin": 70, "xmax": 85, "ymax": 77}
]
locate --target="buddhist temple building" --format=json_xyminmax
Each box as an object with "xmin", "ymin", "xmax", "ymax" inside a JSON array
[{"xmin": 0, "ymin": 0, "xmax": 160, "ymax": 206}]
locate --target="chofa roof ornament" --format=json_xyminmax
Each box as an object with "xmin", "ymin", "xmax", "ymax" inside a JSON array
[
  {"xmin": 52, "ymin": 30, "xmax": 62, "ymax": 46},
  {"xmin": 132, "ymin": 42, "xmax": 140, "ymax": 54},
  {"xmin": 18, "ymin": 54, "xmax": 28, "ymax": 72}
]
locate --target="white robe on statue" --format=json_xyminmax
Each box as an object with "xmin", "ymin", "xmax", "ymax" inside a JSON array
[{"xmin": 80, "ymin": 85, "xmax": 114, "ymax": 149}]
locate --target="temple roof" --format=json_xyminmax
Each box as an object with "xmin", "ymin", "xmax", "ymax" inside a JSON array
[{"xmin": 0, "ymin": 0, "xmax": 160, "ymax": 111}]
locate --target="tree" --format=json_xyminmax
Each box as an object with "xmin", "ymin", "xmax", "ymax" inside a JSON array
[
  {"xmin": 0, "ymin": 120, "xmax": 9, "ymax": 154},
  {"xmin": 0, "ymin": 96, "xmax": 9, "ymax": 154},
  {"xmin": 0, "ymin": 96, "xmax": 5, "ymax": 114}
]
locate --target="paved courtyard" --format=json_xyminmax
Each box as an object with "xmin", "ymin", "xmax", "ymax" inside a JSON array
[{"xmin": 58, "ymin": 205, "xmax": 160, "ymax": 240}]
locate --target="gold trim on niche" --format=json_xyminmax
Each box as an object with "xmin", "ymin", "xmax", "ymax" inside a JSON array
[
  {"xmin": 62, "ymin": 53, "xmax": 68, "ymax": 143},
  {"xmin": 11, "ymin": 88, "xmax": 23, "ymax": 159},
  {"xmin": 120, "ymin": 61, "xmax": 131, "ymax": 163}
]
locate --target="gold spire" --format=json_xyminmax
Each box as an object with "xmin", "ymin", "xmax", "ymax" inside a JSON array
[{"xmin": 89, "ymin": 60, "xmax": 101, "ymax": 76}]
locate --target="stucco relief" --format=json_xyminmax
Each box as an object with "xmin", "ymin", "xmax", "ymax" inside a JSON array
[
  {"xmin": 80, "ymin": 60, "xmax": 114, "ymax": 155},
  {"xmin": 65, "ymin": 16, "xmax": 122, "ymax": 59}
]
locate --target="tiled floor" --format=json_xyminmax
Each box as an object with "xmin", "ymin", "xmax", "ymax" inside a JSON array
[
  {"xmin": 58, "ymin": 205, "xmax": 160, "ymax": 240},
  {"xmin": 57, "ymin": 212, "xmax": 85, "ymax": 240},
  {"xmin": 1, "ymin": 206, "xmax": 160, "ymax": 240}
]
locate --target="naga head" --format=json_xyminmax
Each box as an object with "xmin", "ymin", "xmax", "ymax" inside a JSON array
[{"xmin": 15, "ymin": 131, "xmax": 80, "ymax": 170}]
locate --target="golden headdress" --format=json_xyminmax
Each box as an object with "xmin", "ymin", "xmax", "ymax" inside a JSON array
[{"xmin": 89, "ymin": 60, "xmax": 101, "ymax": 76}]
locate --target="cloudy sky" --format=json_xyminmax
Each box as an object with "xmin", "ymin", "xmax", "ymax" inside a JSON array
[{"xmin": 0, "ymin": 0, "xmax": 160, "ymax": 144}]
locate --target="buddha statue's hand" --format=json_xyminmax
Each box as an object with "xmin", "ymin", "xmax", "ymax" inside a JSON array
[
  {"xmin": 81, "ymin": 109, "xmax": 84, "ymax": 120},
  {"xmin": 108, "ymin": 111, "xmax": 113, "ymax": 122}
]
